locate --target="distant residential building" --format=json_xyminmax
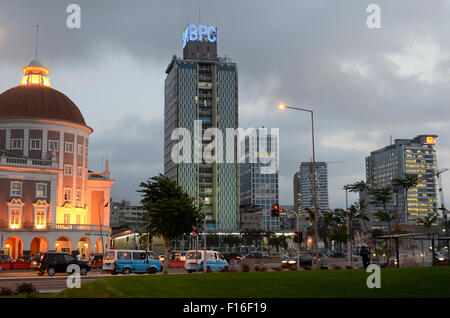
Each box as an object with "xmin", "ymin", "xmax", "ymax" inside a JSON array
[
  {"xmin": 110, "ymin": 200, "xmax": 145, "ymax": 232},
  {"xmin": 279, "ymin": 205, "xmax": 296, "ymax": 232},
  {"xmin": 239, "ymin": 204, "xmax": 263, "ymax": 231},
  {"xmin": 293, "ymin": 162, "xmax": 329, "ymax": 236},
  {"xmin": 240, "ymin": 131, "xmax": 279, "ymax": 231},
  {"xmin": 364, "ymin": 135, "xmax": 439, "ymax": 228}
]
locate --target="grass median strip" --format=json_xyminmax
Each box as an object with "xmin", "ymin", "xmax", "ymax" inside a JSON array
[{"xmin": 38, "ymin": 267, "xmax": 450, "ymax": 298}]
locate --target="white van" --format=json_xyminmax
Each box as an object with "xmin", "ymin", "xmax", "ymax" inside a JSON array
[{"xmin": 184, "ymin": 250, "xmax": 228, "ymax": 273}]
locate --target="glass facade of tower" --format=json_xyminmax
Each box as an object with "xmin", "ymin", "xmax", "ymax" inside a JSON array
[
  {"xmin": 365, "ymin": 135, "xmax": 439, "ymax": 226},
  {"xmin": 293, "ymin": 162, "xmax": 329, "ymax": 232},
  {"xmin": 164, "ymin": 52, "xmax": 239, "ymax": 231},
  {"xmin": 240, "ymin": 133, "xmax": 279, "ymax": 231}
]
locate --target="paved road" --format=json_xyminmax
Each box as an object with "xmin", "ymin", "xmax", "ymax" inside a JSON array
[{"xmin": 0, "ymin": 268, "xmax": 187, "ymax": 293}]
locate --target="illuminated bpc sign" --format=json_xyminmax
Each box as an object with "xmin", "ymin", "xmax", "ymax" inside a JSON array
[{"xmin": 183, "ymin": 24, "xmax": 217, "ymax": 48}]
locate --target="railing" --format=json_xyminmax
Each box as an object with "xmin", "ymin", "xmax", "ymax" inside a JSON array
[
  {"xmin": 88, "ymin": 172, "xmax": 110, "ymax": 180},
  {"xmin": 0, "ymin": 156, "xmax": 56, "ymax": 169},
  {"xmin": 0, "ymin": 222, "xmax": 110, "ymax": 232}
]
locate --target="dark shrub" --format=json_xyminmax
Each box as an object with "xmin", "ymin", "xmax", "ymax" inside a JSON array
[
  {"xmin": 0, "ymin": 287, "xmax": 15, "ymax": 296},
  {"xmin": 15, "ymin": 283, "xmax": 37, "ymax": 295},
  {"xmin": 241, "ymin": 263, "xmax": 250, "ymax": 272}
]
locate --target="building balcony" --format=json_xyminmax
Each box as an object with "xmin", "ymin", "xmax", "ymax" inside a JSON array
[
  {"xmin": 88, "ymin": 171, "xmax": 110, "ymax": 180},
  {"xmin": 0, "ymin": 221, "xmax": 111, "ymax": 233},
  {"xmin": 0, "ymin": 155, "xmax": 57, "ymax": 169}
]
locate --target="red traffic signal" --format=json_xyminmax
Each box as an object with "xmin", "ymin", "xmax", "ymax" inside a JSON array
[{"xmin": 271, "ymin": 203, "xmax": 280, "ymax": 217}]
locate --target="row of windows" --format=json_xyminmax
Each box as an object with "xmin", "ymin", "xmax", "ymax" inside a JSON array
[
  {"xmin": 64, "ymin": 165, "xmax": 84, "ymax": 176},
  {"xmin": 10, "ymin": 139, "xmax": 87, "ymax": 155},
  {"xmin": 63, "ymin": 188, "xmax": 83, "ymax": 202},
  {"xmin": 8, "ymin": 206, "xmax": 47, "ymax": 229},
  {"xmin": 10, "ymin": 181, "xmax": 47, "ymax": 198}
]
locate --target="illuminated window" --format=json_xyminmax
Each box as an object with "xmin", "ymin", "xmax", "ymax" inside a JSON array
[
  {"xmin": 64, "ymin": 165, "xmax": 72, "ymax": 176},
  {"xmin": 9, "ymin": 208, "xmax": 21, "ymax": 228},
  {"xmin": 36, "ymin": 183, "xmax": 47, "ymax": 198},
  {"xmin": 76, "ymin": 189, "xmax": 82, "ymax": 201},
  {"xmin": 10, "ymin": 182, "xmax": 22, "ymax": 197},
  {"xmin": 64, "ymin": 213, "xmax": 70, "ymax": 224},
  {"xmin": 65, "ymin": 142, "xmax": 73, "ymax": 153},
  {"xmin": 35, "ymin": 208, "xmax": 46, "ymax": 229},
  {"xmin": 48, "ymin": 140, "xmax": 59, "ymax": 151},
  {"xmin": 11, "ymin": 138, "xmax": 23, "ymax": 150},
  {"xmin": 64, "ymin": 188, "xmax": 72, "ymax": 201},
  {"xmin": 29, "ymin": 139, "xmax": 41, "ymax": 150}
]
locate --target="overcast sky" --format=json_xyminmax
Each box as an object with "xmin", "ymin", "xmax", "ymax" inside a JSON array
[{"xmin": 1, "ymin": 0, "xmax": 450, "ymax": 209}]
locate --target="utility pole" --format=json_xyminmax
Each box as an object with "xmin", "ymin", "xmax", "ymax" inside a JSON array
[{"xmin": 344, "ymin": 185, "xmax": 353, "ymax": 266}]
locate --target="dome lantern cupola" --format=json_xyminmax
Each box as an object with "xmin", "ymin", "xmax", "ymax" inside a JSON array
[{"xmin": 20, "ymin": 60, "xmax": 51, "ymax": 87}]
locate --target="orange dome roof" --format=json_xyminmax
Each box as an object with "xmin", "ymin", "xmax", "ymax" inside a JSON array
[{"xmin": 0, "ymin": 85, "xmax": 88, "ymax": 127}]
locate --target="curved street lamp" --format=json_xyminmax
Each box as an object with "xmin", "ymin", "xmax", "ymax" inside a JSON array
[
  {"xmin": 278, "ymin": 103, "xmax": 319, "ymax": 267},
  {"xmin": 98, "ymin": 198, "xmax": 109, "ymax": 254},
  {"xmin": 190, "ymin": 195, "xmax": 207, "ymax": 273}
]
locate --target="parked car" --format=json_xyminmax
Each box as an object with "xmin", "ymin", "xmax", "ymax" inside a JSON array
[
  {"xmin": 102, "ymin": 250, "xmax": 162, "ymax": 275},
  {"xmin": 16, "ymin": 255, "xmax": 32, "ymax": 262},
  {"xmin": 268, "ymin": 252, "xmax": 287, "ymax": 259},
  {"xmin": 242, "ymin": 251, "xmax": 265, "ymax": 259},
  {"xmin": 283, "ymin": 252, "xmax": 328, "ymax": 268},
  {"xmin": 184, "ymin": 250, "xmax": 229, "ymax": 273},
  {"xmin": 329, "ymin": 252, "xmax": 345, "ymax": 258},
  {"xmin": 223, "ymin": 252, "xmax": 242, "ymax": 263},
  {"xmin": 33, "ymin": 252, "xmax": 91, "ymax": 276},
  {"xmin": 435, "ymin": 252, "xmax": 449, "ymax": 265},
  {"xmin": 0, "ymin": 255, "xmax": 13, "ymax": 262}
]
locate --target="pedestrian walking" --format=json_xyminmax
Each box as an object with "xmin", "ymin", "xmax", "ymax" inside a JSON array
[{"xmin": 360, "ymin": 246, "xmax": 371, "ymax": 269}]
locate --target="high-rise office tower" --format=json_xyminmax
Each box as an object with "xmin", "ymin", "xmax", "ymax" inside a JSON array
[
  {"xmin": 240, "ymin": 131, "xmax": 279, "ymax": 231},
  {"xmin": 293, "ymin": 162, "xmax": 329, "ymax": 234},
  {"xmin": 164, "ymin": 24, "xmax": 239, "ymax": 231},
  {"xmin": 365, "ymin": 135, "xmax": 439, "ymax": 228}
]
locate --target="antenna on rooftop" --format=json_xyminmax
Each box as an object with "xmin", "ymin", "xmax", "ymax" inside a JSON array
[{"xmin": 35, "ymin": 25, "xmax": 39, "ymax": 60}]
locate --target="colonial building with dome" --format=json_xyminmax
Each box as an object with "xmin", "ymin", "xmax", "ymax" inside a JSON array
[{"xmin": 0, "ymin": 60, "xmax": 114, "ymax": 259}]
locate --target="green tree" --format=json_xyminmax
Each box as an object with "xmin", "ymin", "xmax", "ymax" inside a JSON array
[
  {"xmin": 138, "ymin": 174, "xmax": 202, "ymax": 274},
  {"xmin": 392, "ymin": 175, "xmax": 419, "ymax": 228},
  {"xmin": 416, "ymin": 215, "xmax": 437, "ymax": 233}
]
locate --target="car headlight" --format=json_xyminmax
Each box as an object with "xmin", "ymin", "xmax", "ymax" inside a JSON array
[{"xmin": 438, "ymin": 257, "xmax": 445, "ymax": 261}]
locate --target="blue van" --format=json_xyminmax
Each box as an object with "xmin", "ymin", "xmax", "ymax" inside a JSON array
[
  {"xmin": 184, "ymin": 250, "xmax": 229, "ymax": 273},
  {"xmin": 102, "ymin": 250, "xmax": 162, "ymax": 275}
]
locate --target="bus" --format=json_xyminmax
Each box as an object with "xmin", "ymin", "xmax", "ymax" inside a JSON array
[{"xmin": 102, "ymin": 250, "xmax": 162, "ymax": 275}]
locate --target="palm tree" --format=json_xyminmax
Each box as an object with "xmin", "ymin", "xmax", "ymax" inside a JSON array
[
  {"xmin": 416, "ymin": 215, "xmax": 437, "ymax": 234},
  {"xmin": 138, "ymin": 174, "xmax": 202, "ymax": 274},
  {"xmin": 392, "ymin": 175, "xmax": 419, "ymax": 228}
]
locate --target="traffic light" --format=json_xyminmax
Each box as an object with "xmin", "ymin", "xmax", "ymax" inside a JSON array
[
  {"xmin": 293, "ymin": 232, "xmax": 303, "ymax": 243},
  {"xmin": 271, "ymin": 203, "xmax": 280, "ymax": 217}
]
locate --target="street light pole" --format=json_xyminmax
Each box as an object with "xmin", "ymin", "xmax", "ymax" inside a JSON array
[
  {"xmin": 278, "ymin": 103, "xmax": 318, "ymax": 266},
  {"xmin": 343, "ymin": 185, "xmax": 353, "ymax": 266},
  {"xmin": 98, "ymin": 198, "xmax": 105, "ymax": 254},
  {"xmin": 190, "ymin": 195, "xmax": 207, "ymax": 273},
  {"xmin": 281, "ymin": 209, "xmax": 301, "ymax": 269}
]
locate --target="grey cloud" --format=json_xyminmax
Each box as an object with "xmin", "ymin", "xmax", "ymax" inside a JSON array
[{"xmin": 1, "ymin": 0, "xmax": 450, "ymax": 207}]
